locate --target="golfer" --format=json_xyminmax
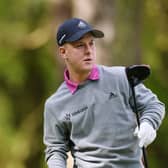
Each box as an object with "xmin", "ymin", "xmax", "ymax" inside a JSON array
[{"xmin": 43, "ymin": 18, "xmax": 165, "ymax": 168}]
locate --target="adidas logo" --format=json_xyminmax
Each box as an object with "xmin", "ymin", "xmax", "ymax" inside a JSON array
[{"xmin": 78, "ymin": 21, "xmax": 87, "ymax": 29}]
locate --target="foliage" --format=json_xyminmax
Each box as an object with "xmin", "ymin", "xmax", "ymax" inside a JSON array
[{"xmin": 0, "ymin": 0, "xmax": 167, "ymax": 167}]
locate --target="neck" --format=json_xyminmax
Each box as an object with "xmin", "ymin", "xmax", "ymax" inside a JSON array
[{"xmin": 68, "ymin": 69, "xmax": 91, "ymax": 83}]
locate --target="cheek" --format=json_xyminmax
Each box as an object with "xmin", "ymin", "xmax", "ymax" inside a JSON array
[
  {"xmin": 92, "ymin": 50, "xmax": 96, "ymax": 59},
  {"xmin": 72, "ymin": 51, "xmax": 84, "ymax": 60},
  {"xmin": 67, "ymin": 51, "xmax": 82, "ymax": 63}
]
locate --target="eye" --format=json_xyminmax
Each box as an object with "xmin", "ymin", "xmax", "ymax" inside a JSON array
[
  {"xmin": 89, "ymin": 40, "xmax": 95, "ymax": 46},
  {"xmin": 75, "ymin": 43, "xmax": 84, "ymax": 48}
]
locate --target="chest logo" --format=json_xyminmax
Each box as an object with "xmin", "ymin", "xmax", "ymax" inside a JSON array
[{"xmin": 72, "ymin": 106, "xmax": 88, "ymax": 116}]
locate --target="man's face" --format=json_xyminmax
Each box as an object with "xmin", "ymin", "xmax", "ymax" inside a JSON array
[{"xmin": 59, "ymin": 33, "xmax": 96, "ymax": 74}]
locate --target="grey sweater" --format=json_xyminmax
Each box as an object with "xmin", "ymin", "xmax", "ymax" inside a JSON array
[{"xmin": 43, "ymin": 65, "xmax": 165, "ymax": 168}]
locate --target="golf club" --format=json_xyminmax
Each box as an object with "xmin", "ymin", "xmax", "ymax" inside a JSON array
[{"xmin": 125, "ymin": 64, "xmax": 151, "ymax": 168}]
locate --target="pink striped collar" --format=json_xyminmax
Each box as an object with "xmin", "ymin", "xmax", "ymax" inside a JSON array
[{"xmin": 64, "ymin": 65, "xmax": 99, "ymax": 94}]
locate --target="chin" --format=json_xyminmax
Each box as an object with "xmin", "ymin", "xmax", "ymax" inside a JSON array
[{"xmin": 83, "ymin": 63, "xmax": 94, "ymax": 71}]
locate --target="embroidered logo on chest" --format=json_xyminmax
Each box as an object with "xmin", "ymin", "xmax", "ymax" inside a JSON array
[
  {"xmin": 72, "ymin": 106, "xmax": 88, "ymax": 116},
  {"xmin": 63, "ymin": 106, "xmax": 88, "ymax": 121}
]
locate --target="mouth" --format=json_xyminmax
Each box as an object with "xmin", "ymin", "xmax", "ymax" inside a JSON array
[{"xmin": 83, "ymin": 58, "xmax": 92, "ymax": 62}]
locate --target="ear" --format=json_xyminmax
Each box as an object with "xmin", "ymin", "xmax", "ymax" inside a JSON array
[{"xmin": 59, "ymin": 46, "xmax": 67, "ymax": 59}]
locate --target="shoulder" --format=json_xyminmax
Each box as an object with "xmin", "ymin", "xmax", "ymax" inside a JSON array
[
  {"xmin": 97, "ymin": 65, "xmax": 126, "ymax": 79},
  {"xmin": 45, "ymin": 81, "xmax": 69, "ymax": 109},
  {"xmin": 96, "ymin": 65, "xmax": 130, "ymax": 92}
]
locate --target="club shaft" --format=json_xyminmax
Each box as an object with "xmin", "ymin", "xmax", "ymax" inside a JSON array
[
  {"xmin": 131, "ymin": 86, "xmax": 149, "ymax": 168},
  {"xmin": 142, "ymin": 147, "xmax": 148, "ymax": 168}
]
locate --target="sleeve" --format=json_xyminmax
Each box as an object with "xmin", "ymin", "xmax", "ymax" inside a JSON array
[
  {"xmin": 43, "ymin": 101, "xmax": 70, "ymax": 168},
  {"xmin": 129, "ymin": 83, "xmax": 165, "ymax": 130}
]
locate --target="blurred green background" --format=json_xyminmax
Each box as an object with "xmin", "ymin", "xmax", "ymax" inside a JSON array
[{"xmin": 0, "ymin": 0, "xmax": 167, "ymax": 168}]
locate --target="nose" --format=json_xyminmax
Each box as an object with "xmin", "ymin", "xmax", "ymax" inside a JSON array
[{"xmin": 85, "ymin": 44, "xmax": 92, "ymax": 54}]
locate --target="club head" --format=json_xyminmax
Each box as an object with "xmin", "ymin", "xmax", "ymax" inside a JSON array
[{"xmin": 125, "ymin": 65, "xmax": 151, "ymax": 87}]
